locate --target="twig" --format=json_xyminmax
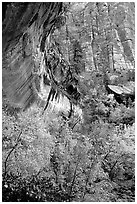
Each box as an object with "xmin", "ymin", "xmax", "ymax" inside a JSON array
[
  {"xmin": 4, "ymin": 130, "xmax": 22, "ymax": 178},
  {"xmin": 109, "ymin": 154, "xmax": 125, "ymax": 180},
  {"xmin": 71, "ymin": 116, "xmax": 81, "ymax": 130},
  {"xmin": 103, "ymin": 148, "xmax": 112, "ymax": 160},
  {"xmin": 68, "ymin": 157, "xmax": 80, "ymax": 200},
  {"xmin": 81, "ymin": 159, "xmax": 95, "ymax": 201}
]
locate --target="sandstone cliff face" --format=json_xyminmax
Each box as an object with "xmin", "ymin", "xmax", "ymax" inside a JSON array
[
  {"xmin": 57, "ymin": 2, "xmax": 135, "ymax": 72},
  {"xmin": 2, "ymin": 2, "xmax": 135, "ymax": 110},
  {"xmin": 53, "ymin": 2, "xmax": 135, "ymax": 104},
  {"xmin": 2, "ymin": 3, "xmax": 63, "ymax": 108}
]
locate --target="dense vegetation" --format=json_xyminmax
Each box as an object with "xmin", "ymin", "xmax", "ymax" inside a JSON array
[{"xmin": 2, "ymin": 2, "xmax": 135, "ymax": 202}]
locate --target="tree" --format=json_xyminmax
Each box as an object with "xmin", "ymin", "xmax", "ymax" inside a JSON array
[{"xmin": 2, "ymin": 3, "xmax": 135, "ymax": 202}]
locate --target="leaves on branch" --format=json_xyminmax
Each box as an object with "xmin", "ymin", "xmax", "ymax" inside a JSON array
[{"xmin": 2, "ymin": 2, "xmax": 135, "ymax": 202}]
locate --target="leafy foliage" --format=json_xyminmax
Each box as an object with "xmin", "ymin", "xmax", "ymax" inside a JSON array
[
  {"xmin": 2, "ymin": 2, "xmax": 135, "ymax": 203},
  {"xmin": 2, "ymin": 97, "xmax": 135, "ymax": 202}
]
